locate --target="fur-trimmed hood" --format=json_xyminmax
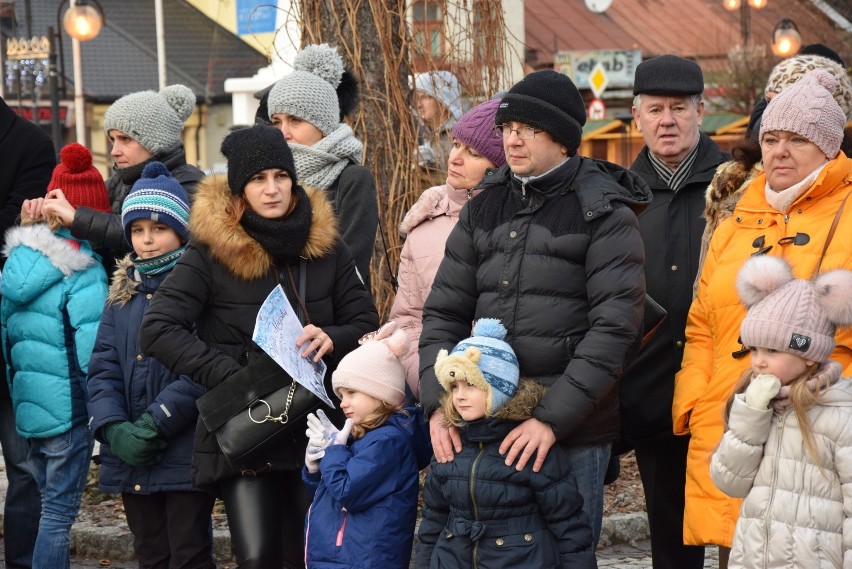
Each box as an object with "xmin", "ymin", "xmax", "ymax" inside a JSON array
[
  {"xmin": 107, "ymin": 255, "xmax": 139, "ymax": 306},
  {"xmin": 3, "ymin": 224, "xmax": 96, "ymax": 277},
  {"xmin": 188, "ymin": 174, "xmax": 338, "ymax": 281},
  {"xmin": 2, "ymin": 224, "xmax": 99, "ymax": 306}
]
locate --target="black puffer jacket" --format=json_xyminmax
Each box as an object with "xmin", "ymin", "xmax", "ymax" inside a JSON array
[
  {"xmin": 417, "ymin": 382, "xmax": 597, "ymax": 569},
  {"xmin": 622, "ymin": 133, "xmax": 728, "ymax": 443},
  {"xmin": 139, "ymin": 175, "xmax": 378, "ymax": 487},
  {"xmin": 419, "ymin": 157, "xmax": 649, "ymax": 446},
  {"xmin": 72, "ymin": 144, "xmax": 203, "ymax": 255}
]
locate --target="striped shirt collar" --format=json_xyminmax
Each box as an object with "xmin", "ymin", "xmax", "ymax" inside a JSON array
[{"xmin": 648, "ymin": 140, "xmax": 700, "ymax": 192}]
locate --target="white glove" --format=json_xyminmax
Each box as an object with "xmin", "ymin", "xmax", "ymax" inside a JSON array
[
  {"xmin": 744, "ymin": 374, "xmax": 782, "ymax": 410},
  {"xmin": 305, "ymin": 443, "xmax": 325, "ymax": 474},
  {"xmin": 334, "ymin": 418, "xmax": 354, "ymax": 446},
  {"xmin": 306, "ymin": 410, "xmax": 354, "ymax": 448}
]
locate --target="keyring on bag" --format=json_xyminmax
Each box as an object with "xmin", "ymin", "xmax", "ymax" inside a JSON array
[{"xmin": 247, "ymin": 381, "xmax": 297, "ymax": 424}]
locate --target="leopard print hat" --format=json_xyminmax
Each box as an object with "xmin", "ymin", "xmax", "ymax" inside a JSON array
[{"xmin": 764, "ymin": 54, "xmax": 852, "ymax": 120}]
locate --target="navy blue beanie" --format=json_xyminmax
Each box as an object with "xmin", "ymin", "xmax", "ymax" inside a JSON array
[{"xmin": 122, "ymin": 162, "xmax": 190, "ymax": 245}]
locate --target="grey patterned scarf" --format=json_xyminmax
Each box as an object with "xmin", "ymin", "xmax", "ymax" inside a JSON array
[{"xmin": 290, "ymin": 123, "xmax": 363, "ymax": 190}]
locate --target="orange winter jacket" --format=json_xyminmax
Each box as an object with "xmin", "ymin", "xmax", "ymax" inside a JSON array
[{"xmin": 673, "ymin": 152, "xmax": 852, "ymax": 548}]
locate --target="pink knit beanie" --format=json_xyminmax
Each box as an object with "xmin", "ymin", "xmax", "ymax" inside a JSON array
[
  {"xmin": 760, "ymin": 69, "xmax": 846, "ymax": 159},
  {"xmin": 764, "ymin": 54, "xmax": 852, "ymax": 120},
  {"xmin": 332, "ymin": 321, "xmax": 408, "ymax": 407},
  {"xmin": 737, "ymin": 256, "xmax": 852, "ymax": 364},
  {"xmin": 451, "ymin": 98, "xmax": 506, "ymax": 168}
]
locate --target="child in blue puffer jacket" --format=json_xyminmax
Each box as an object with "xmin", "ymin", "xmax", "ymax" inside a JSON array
[
  {"xmin": 302, "ymin": 321, "xmax": 431, "ymax": 569},
  {"xmin": 1, "ymin": 143, "xmax": 109, "ymax": 569},
  {"xmin": 416, "ymin": 319, "xmax": 597, "ymax": 569},
  {"xmin": 87, "ymin": 162, "xmax": 215, "ymax": 569}
]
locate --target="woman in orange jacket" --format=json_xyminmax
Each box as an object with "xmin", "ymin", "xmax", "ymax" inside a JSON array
[{"xmin": 673, "ymin": 69, "xmax": 852, "ymax": 566}]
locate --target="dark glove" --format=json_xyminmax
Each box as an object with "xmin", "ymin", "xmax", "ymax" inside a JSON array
[{"xmin": 103, "ymin": 416, "xmax": 167, "ymax": 466}]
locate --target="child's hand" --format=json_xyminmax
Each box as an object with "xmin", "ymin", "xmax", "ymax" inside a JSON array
[
  {"xmin": 306, "ymin": 410, "xmax": 342, "ymax": 448},
  {"xmin": 744, "ymin": 374, "xmax": 782, "ymax": 410},
  {"xmin": 334, "ymin": 418, "xmax": 354, "ymax": 446},
  {"xmin": 305, "ymin": 443, "xmax": 325, "ymax": 474}
]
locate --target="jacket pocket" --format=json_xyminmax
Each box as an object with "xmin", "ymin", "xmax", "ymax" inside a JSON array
[
  {"xmin": 336, "ymin": 508, "xmax": 348, "ymax": 547},
  {"xmin": 476, "ymin": 530, "xmax": 560, "ymax": 568}
]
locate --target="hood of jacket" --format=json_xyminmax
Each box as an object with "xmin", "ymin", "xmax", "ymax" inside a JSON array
[
  {"xmin": 188, "ymin": 174, "xmax": 338, "ymax": 281},
  {"xmin": 399, "ymin": 182, "xmax": 480, "ymax": 236},
  {"xmin": 703, "ymin": 159, "xmax": 763, "ymax": 227},
  {"xmin": 480, "ymin": 157, "xmax": 652, "ymax": 220},
  {"xmin": 384, "ymin": 406, "xmax": 433, "ymax": 470},
  {"xmin": 106, "ymin": 254, "xmax": 171, "ymax": 306},
  {"xmin": 2, "ymin": 224, "xmax": 98, "ymax": 305},
  {"xmin": 460, "ymin": 380, "xmax": 547, "ymax": 443}
]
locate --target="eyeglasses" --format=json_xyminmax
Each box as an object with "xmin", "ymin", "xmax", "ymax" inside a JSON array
[{"xmin": 494, "ymin": 124, "xmax": 543, "ymax": 140}]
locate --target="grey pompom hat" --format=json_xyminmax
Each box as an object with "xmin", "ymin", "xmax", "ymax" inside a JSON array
[
  {"xmin": 267, "ymin": 44, "xmax": 343, "ymax": 136},
  {"xmin": 104, "ymin": 84, "xmax": 196, "ymax": 156}
]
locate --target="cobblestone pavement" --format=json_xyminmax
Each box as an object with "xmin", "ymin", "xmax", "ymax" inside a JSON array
[
  {"xmin": 0, "ymin": 537, "xmax": 728, "ymax": 568},
  {"xmin": 596, "ymin": 542, "xmax": 721, "ymax": 568}
]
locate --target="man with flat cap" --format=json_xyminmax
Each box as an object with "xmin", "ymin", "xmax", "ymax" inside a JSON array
[
  {"xmin": 623, "ymin": 54, "xmax": 727, "ymax": 569},
  {"xmin": 419, "ymin": 69, "xmax": 650, "ymax": 545}
]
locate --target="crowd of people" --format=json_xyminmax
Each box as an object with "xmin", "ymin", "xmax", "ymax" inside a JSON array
[{"xmin": 0, "ymin": 38, "xmax": 851, "ymax": 569}]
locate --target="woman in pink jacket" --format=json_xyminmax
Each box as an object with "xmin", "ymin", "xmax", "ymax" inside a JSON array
[{"xmin": 389, "ymin": 98, "xmax": 505, "ymax": 399}]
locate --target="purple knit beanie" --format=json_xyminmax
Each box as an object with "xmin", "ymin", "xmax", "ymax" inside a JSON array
[
  {"xmin": 737, "ymin": 256, "xmax": 852, "ymax": 364},
  {"xmin": 760, "ymin": 69, "xmax": 846, "ymax": 159},
  {"xmin": 451, "ymin": 98, "xmax": 506, "ymax": 168}
]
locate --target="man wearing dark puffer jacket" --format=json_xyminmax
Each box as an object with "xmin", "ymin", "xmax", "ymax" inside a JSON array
[
  {"xmin": 419, "ymin": 70, "xmax": 649, "ymax": 546},
  {"xmin": 24, "ymin": 84, "xmax": 203, "ymax": 271}
]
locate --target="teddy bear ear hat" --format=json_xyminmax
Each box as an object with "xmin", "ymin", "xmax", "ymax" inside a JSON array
[{"xmin": 738, "ymin": 256, "xmax": 852, "ymax": 364}]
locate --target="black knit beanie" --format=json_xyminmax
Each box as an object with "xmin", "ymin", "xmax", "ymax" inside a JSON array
[
  {"xmin": 220, "ymin": 124, "xmax": 297, "ymax": 195},
  {"xmin": 494, "ymin": 70, "xmax": 586, "ymax": 151},
  {"xmin": 633, "ymin": 54, "xmax": 704, "ymax": 96}
]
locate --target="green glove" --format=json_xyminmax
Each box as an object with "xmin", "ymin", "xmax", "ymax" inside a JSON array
[
  {"xmin": 133, "ymin": 412, "xmax": 160, "ymax": 436},
  {"xmin": 103, "ymin": 417, "xmax": 167, "ymax": 466}
]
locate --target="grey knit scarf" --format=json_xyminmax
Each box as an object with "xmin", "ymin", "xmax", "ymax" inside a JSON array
[{"xmin": 290, "ymin": 123, "xmax": 363, "ymax": 190}]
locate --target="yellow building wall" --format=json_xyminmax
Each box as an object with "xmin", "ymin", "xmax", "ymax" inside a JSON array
[{"xmin": 185, "ymin": 0, "xmax": 276, "ymax": 58}]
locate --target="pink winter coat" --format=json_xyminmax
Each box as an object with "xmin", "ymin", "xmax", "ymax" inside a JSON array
[{"xmin": 389, "ymin": 183, "xmax": 480, "ymax": 399}]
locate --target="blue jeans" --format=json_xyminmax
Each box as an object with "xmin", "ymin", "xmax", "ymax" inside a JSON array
[
  {"xmin": 566, "ymin": 443, "xmax": 611, "ymax": 546},
  {"xmin": 27, "ymin": 423, "xmax": 93, "ymax": 569},
  {"xmin": 0, "ymin": 393, "xmax": 40, "ymax": 569}
]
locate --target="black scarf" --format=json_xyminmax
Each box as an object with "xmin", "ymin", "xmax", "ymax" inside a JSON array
[{"xmin": 239, "ymin": 187, "xmax": 313, "ymax": 266}]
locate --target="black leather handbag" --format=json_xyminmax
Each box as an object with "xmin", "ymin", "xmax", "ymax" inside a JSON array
[{"xmin": 195, "ymin": 261, "xmax": 322, "ymax": 466}]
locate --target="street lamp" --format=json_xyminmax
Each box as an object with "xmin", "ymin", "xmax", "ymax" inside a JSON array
[
  {"xmin": 58, "ymin": 0, "xmax": 105, "ymax": 144},
  {"xmin": 723, "ymin": 0, "xmax": 767, "ymax": 45},
  {"xmin": 771, "ymin": 19, "xmax": 801, "ymax": 58}
]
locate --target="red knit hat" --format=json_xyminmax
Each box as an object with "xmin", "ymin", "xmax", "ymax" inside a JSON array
[{"xmin": 47, "ymin": 144, "xmax": 111, "ymax": 213}]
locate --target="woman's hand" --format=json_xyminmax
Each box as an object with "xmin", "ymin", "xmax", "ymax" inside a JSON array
[
  {"xmin": 21, "ymin": 197, "xmax": 47, "ymax": 221},
  {"xmin": 296, "ymin": 324, "xmax": 334, "ymax": 362},
  {"xmin": 42, "ymin": 189, "xmax": 77, "ymax": 228}
]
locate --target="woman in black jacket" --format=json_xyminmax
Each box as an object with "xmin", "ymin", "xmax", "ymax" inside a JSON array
[
  {"xmin": 33, "ymin": 85, "xmax": 204, "ymax": 267},
  {"xmin": 139, "ymin": 125, "xmax": 379, "ymax": 569}
]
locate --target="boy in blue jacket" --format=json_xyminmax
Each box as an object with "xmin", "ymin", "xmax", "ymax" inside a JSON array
[
  {"xmin": 1, "ymin": 143, "xmax": 110, "ymax": 569},
  {"xmin": 87, "ymin": 163, "xmax": 215, "ymax": 569},
  {"xmin": 303, "ymin": 321, "xmax": 431, "ymax": 569}
]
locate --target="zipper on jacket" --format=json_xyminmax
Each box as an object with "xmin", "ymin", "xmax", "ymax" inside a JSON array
[
  {"xmin": 784, "ymin": 213, "xmax": 790, "ymax": 225},
  {"xmin": 336, "ymin": 507, "xmax": 348, "ymax": 547},
  {"xmin": 762, "ymin": 411, "xmax": 788, "ymax": 566},
  {"xmin": 470, "ymin": 443, "xmax": 485, "ymax": 569}
]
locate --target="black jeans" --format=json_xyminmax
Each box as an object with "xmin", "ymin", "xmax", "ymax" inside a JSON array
[
  {"xmin": 219, "ymin": 470, "xmax": 311, "ymax": 569},
  {"xmin": 633, "ymin": 434, "xmax": 705, "ymax": 569},
  {"xmin": 123, "ymin": 491, "xmax": 216, "ymax": 569},
  {"xmin": 0, "ymin": 391, "xmax": 40, "ymax": 569}
]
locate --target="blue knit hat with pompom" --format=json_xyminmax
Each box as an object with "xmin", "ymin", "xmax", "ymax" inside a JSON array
[
  {"xmin": 450, "ymin": 318, "xmax": 520, "ymax": 413},
  {"xmin": 122, "ymin": 162, "xmax": 190, "ymax": 245}
]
